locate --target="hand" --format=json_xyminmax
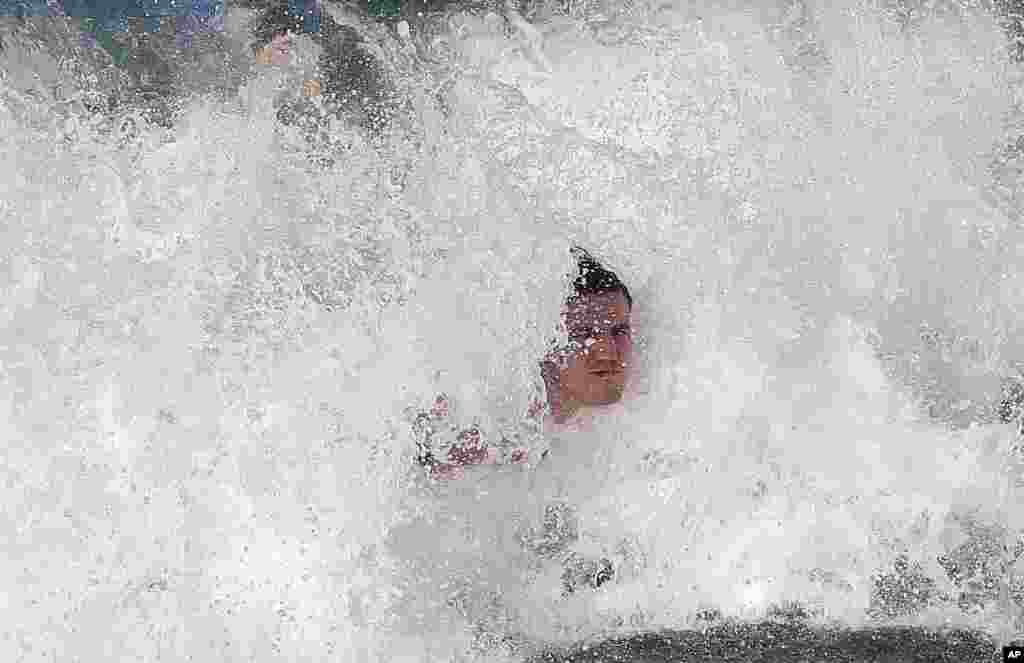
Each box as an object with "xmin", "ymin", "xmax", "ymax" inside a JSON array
[
  {"xmin": 429, "ymin": 427, "xmax": 498, "ymax": 481},
  {"xmin": 414, "ymin": 394, "xmax": 532, "ymax": 482}
]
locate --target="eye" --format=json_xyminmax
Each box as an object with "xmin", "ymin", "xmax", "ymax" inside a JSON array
[{"xmin": 614, "ymin": 327, "xmax": 631, "ymax": 337}]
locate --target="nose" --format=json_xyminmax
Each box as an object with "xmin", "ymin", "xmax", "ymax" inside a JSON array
[{"xmin": 587, "ymin": 331, "xmax": 625, "ymax": 363}]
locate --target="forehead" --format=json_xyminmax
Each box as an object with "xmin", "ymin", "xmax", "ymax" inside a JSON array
[{"xmin": 564, "ymin": 291, "xmax": 630, "ymax": 325}]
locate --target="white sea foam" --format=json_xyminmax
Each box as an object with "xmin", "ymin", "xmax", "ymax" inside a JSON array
[{"xmin": 1, "ymin": 1, "xmax": 1022, "ymax": 660}]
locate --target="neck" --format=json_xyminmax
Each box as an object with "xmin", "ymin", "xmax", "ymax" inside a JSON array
[
  {"xmin": 548, "ymin": 393, "xmax": 580, "ymax": 424},
  {"xmin": 551, "ymin": 400, "xmax": 600, "ymax": 429}
]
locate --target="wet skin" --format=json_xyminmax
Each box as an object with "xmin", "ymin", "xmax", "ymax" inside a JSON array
[
  {"xmin": 418, "ymin": 289, "xmax": 633, "ymax": 480},
  {"xmin": 545, "ymin": 290, "xmax": 632, "ymax": 422}
]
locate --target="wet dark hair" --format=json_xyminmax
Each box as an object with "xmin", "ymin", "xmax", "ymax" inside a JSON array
[
  {"xmin": 251, "ymin": 3, "xmax": 307, "ymax": 51},
  {"xmin": 568, "ymin": 246, "xmax": 632, "ymax": 309}
]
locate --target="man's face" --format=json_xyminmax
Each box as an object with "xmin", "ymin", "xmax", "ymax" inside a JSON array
[{"xmin": 549, "ymin": 290, "xmax": 632, "ymax": 415}]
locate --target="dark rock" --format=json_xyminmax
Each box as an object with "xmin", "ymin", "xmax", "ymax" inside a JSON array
[
  {"xmin": 527, "ymin": 623, "xmax": 999, "ymax": 663},
  {"xmin": 764, "ymin": 600, "xmax": 815, "ymax": 622}
]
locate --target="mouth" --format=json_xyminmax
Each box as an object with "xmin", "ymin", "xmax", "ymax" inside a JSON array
[{"xmin": 591, "ymin": 370, "xmax": 623, "ymax": 378}]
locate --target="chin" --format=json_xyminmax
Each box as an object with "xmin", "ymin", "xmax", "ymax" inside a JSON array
[{"xmin": 591, "ymin": 391, "xmax": 624, "ymax": 406}]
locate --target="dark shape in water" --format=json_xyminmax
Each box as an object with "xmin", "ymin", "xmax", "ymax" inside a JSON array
[
  {"xmin": 250, "ymin": 0, "xmax": 397, "ymax": 136},
  {"xmin": 998, "ymin": 0, "xmax": 1024, "ymax": 62},
  {"xmin": 560, "ymin": 553, "xmax": 613, "ymax": 596},
  {"xmin": 250, "ymin": 1, "xmax": 320, "ymax": 43},
  {"xmin": 527, "ymin": 622, "xmax": 999, "ymax": 663},
  {"xmin": 997, "ymin": 376, "xmax": 1024, "ymax": 435},
  {"xmin": 317, "ymin": 21, "xmax": 395, "ymax": 135}
]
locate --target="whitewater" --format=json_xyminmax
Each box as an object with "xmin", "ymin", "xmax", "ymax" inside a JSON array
[{"xmin": 1, "ymin": 0, "xmax": 1023, "ymax": 661}]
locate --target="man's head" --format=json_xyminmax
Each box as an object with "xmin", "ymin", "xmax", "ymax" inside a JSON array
[
  {"xmin": 542, "ymin": 247, "xmax": 633, "ymax": 421},
  {"xmin": 252, "ymin": 4, "xmax": 302, "ymax": 64}
]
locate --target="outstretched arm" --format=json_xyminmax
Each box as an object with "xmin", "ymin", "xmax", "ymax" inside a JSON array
[{"xmin": 410, "ymin": 394, "xmax": 531, "ymax": 482}]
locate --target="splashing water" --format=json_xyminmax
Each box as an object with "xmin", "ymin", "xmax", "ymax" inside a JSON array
[{"xmin": 2, "ymin": 0, "xmax": 1023, "ymax": 661}]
